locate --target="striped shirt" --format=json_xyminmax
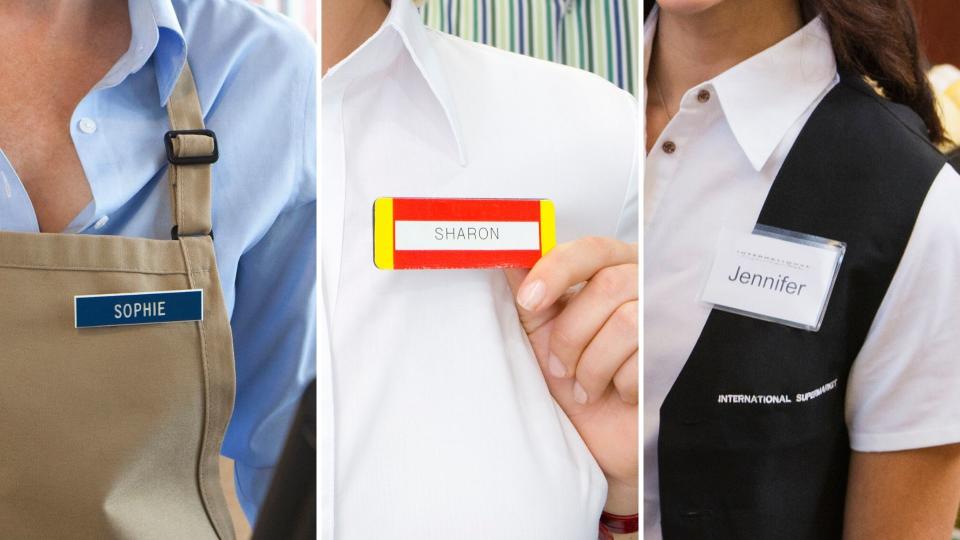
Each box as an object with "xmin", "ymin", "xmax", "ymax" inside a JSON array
[{"xmin": 420, "ymin": 0, "xmax": 638, "ymax": 95}]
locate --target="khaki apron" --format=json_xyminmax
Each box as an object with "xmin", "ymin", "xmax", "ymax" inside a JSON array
[{"xmin": 0, "ymin": 63, "xmax": 236, "ymax": 539}]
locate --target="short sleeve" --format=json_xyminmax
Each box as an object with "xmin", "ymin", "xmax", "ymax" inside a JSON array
[{"xmin": 846, "ymin": 164, "xmax": 960, "ymax": 451}]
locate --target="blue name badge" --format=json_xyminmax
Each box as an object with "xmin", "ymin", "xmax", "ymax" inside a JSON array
[{"xmin": 74, "ymin": 289, "xmax": 203, "ymax": 329}]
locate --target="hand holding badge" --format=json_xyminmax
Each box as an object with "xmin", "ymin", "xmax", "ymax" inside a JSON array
[{"xmin": 506, "ymin": 237, "xmax": 639, "ymax": 515}]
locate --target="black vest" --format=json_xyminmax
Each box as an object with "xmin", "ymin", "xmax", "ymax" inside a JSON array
[{"xmin": 658, "ymin": 74, "xmax": 946, "ymax": 539}]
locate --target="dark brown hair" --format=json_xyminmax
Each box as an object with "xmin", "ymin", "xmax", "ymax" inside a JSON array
[{"xmin": 804, "ymin": 0, "xmax": 947, "ymax": 144}]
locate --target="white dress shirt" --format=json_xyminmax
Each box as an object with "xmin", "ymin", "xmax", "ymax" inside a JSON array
[
  {"xmin": 322, "ymin": 1, "xmax": 638, "ymax": 538},
  {"xmin": 644, "ymin": 11, "xmax": 960, "ymax": 540}
]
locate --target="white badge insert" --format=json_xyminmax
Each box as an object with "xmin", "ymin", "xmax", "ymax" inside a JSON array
[{"xmin": 700, "ymin": 225, "xmax": 845, "ymax": 331}]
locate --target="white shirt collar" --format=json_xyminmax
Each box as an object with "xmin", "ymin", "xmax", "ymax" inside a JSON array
[
  {"xmin": 645, "ymin": 8, "xmax": 837, "ymax": 171},
  {"xmin": 324, "ymin": 0, "xmax": 467, "ymax": 165}
]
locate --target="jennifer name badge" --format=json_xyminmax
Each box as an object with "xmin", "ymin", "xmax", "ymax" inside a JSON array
[{"xmin": 700, "ymin": 225, "xmax": 846, "ymax": 331}]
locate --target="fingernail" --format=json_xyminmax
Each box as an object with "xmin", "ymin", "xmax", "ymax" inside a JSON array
[
  {"xmin": 573, "ymin": 381, "xmax": 588, "ymax": 404},
  {"xmin": 548, "ymin": 354, "xmax": 567, "ymax": 378},
  {"xmin": 516, "ymin": 279, "xmax": 546, "ymax": 311}
]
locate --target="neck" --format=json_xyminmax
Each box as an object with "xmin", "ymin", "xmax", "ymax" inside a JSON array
[
  {"xmin": 649, "ymin": 0, "xmax": 803, "ymax": 109},
  {"xmin": 0, "ymin": 0, "xmax": 128, "ymax": 42},
  {"xmin": 322, "ymin": 0, "xmax": 390, "ymax": 74}
]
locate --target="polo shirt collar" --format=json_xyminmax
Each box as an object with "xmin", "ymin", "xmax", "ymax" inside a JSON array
[{"xmin": 645, "ymin": 8, "xmax": 838, "ymax": 171}]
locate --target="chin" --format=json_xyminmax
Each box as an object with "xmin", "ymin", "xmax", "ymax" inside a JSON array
[{"xmin": 657, "ymin": 0, "xmax": 726, "ymax": 15}]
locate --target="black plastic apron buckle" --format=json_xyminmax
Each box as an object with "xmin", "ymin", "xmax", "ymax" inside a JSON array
[
  {"xmin": 164, "ymin": 129, "xmax": 219, "ymax": 165},
  {"xmin": 171, "ymin": 226, "xmax": 214, "ymax": 241}
]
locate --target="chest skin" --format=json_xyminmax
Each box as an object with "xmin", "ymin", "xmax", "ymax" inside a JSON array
[{"xmin": 0, "ymin": 2, "xmax": 129, "ymax": 233}]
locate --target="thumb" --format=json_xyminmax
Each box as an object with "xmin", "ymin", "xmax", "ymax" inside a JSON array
[{"xmin": 504, "ymin": 268, "xmax": 561, "ymax": 334}]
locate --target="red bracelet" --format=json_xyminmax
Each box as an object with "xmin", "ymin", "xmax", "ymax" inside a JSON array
[{"xmin": 600, "ymin": 511, "xmax": 639, "ymax": 535}]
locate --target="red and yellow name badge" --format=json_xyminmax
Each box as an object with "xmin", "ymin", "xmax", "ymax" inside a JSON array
[{"xmin": 374, "ymin": 197, "xmax": 556, "ymax": 269}]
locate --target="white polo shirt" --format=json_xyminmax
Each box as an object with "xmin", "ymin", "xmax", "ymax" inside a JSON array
[
  {"xmin": 644, "ymin": 10, "xmax": 960, "ymax": 540},
  {"xmin": 322, "ymin": 1, "xmax": 638, "ymax": 538}
]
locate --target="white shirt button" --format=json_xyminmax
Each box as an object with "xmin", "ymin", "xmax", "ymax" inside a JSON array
[
  {"xmin": 78, "ymin": 118, "xmax": 97, "ymax": 134},
  {"xmin": 93, "ymin": 215, "xmax": 109, "ymax": 230}
]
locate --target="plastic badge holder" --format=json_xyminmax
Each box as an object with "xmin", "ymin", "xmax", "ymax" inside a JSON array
[{"xmin": 700, "ymin": 224, "xmax": 846, "ymax": 332}]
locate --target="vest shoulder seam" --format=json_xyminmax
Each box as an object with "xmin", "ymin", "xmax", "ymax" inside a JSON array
[{"xmin": 838, "ymin": 77, "xmax": 945, "ymax": 160}]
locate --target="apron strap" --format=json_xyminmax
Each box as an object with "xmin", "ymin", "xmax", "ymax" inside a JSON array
[
  {"xmin": 165, "ymin": 62, "xmax": 217, "ymax": 238},
  {"xmin": 163, "ymin": 62, "xmax": 237, "ymax": 539}
]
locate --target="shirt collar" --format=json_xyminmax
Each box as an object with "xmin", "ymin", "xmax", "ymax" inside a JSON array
[
  {"xmin": 645, "ymin": 8, "xmax": 838, "ymax": 171},
  {"xmin": 98, "ymin": 0, "xmax": 186, "ymax": 107},
  {"xmin": 325, "ymin": 0, "xmax": 467, "ymax": 166},
  {"xmin": 146, "ymin": 0, "xmax": 188, "ymax": 106}
]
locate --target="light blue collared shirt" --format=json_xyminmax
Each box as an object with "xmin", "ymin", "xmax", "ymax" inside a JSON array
[{"xmin": 0, "ymin": 0, "xmax": 316, "ymax": 523}]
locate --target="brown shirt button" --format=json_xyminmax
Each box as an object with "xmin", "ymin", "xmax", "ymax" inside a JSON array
[
  {"xmin": 662, "ymin": 141, "xmax": 677, "ymax": 154},
  {"xmin": 697, "ymin": 89, "xmax": 711, "ymax": 103}
]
